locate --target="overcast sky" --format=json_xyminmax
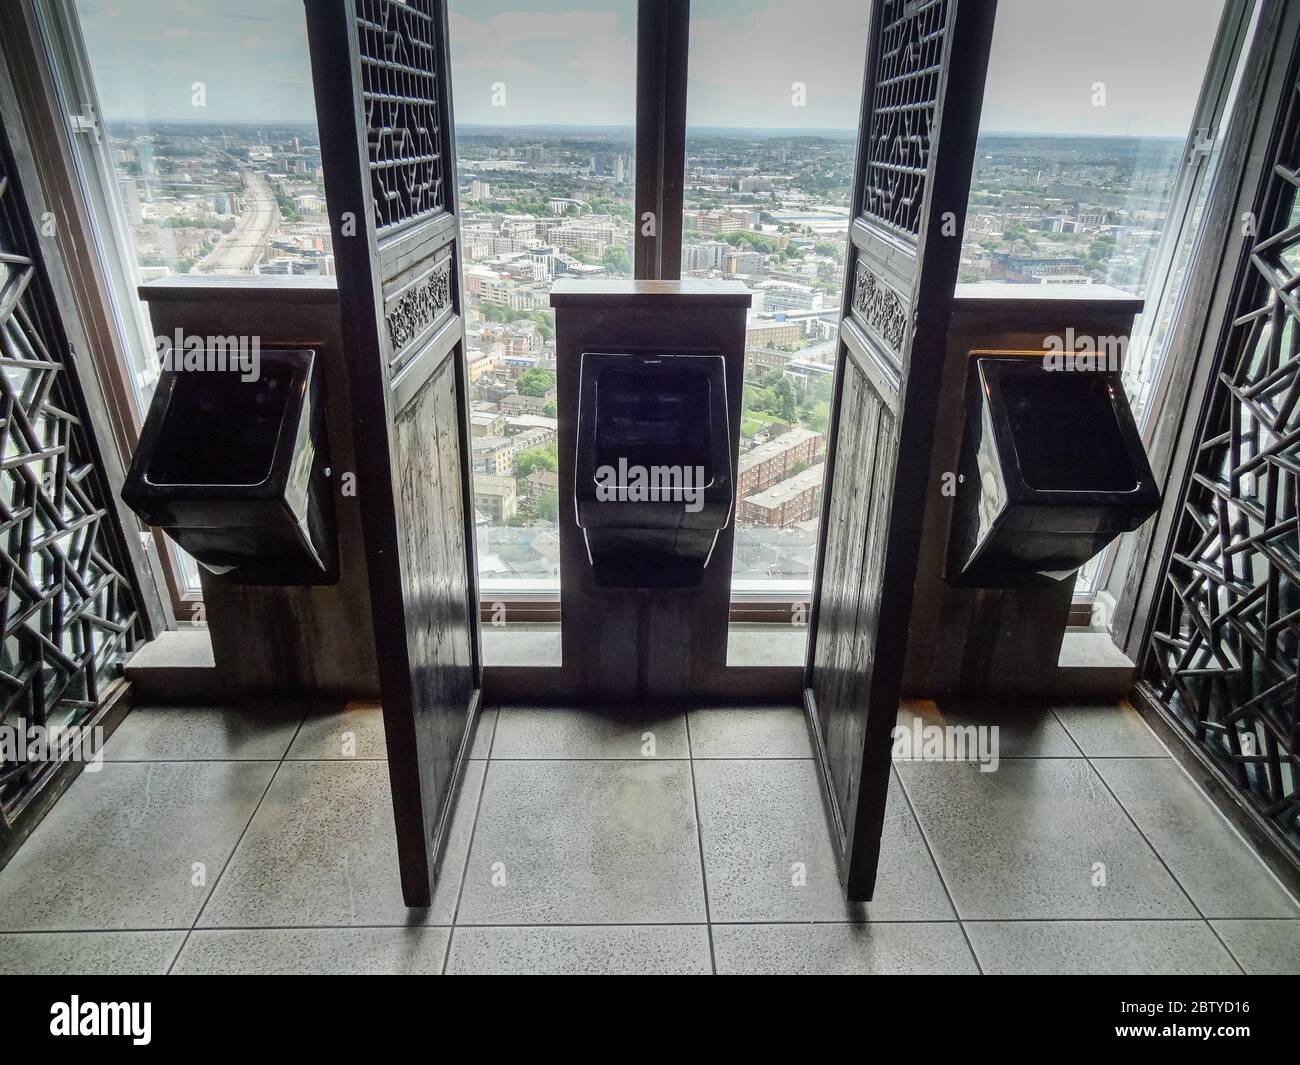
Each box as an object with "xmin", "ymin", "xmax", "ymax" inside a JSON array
[{"xmin": 79, "ymin": 0, "xmax": 1227, "ymax": 136}]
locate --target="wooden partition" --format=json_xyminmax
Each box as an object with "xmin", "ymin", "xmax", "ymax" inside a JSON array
[
  {"xmin": 140, "ymin": 278, "xmax": 379, "ymax": 700},
  {"xmin": 550, "ymin": 279, "xmax": 752, "ymax": 703},
  {"xmin": 902, "ymin": 285, "xmax": 1143, "ymax": 699}
]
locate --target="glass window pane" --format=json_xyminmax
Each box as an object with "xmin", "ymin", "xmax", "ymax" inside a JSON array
[
  {"xmin": 70, "ymin": 1, "xmax": 326, "ymax": 598},
  {"xmin": 962, "ymin": 0, "xmax": 1224, "ymax": 296},
  {"xmin": 75, "ymin": 1, "xmax": 325, "ymax": 296},
  {"xmin": 448, "ymin": 0, "xmax": 637, "ymax": 606},
  {"xmin": 685, "ymin": 0, "xmax": 870, "ymax": 593}
]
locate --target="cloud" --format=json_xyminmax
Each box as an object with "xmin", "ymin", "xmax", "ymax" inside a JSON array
[
  {"xmin": 686, "ymin": 0, "xmax": 870, "ymax": 128},
  {"xmin": 450, "ymin": 9, "xmax": 634, "ymax": 89}
]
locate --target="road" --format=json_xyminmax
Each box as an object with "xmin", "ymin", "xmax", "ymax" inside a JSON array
[{"xmin": 196, "ymin": 170, "xmax": 278, "ymax": 274}]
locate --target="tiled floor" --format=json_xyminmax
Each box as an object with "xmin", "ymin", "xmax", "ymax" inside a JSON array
[{"xmin": 0, "ymin": 699, "xmax": 1296, "ymax": 975}]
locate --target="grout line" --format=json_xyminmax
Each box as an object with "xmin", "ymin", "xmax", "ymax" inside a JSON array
[
  {"xmin": 1054, "ymin": 707, "xmax": 1297, "ymax": 909},
  {"xmin": 43, "ymin": 701, "xmax": 1296, "ymax": 976},
  {"xmin": 1121, "ymin": 748, "xmax": 1300, "ymax": 911},
  {"xmin": 441, "ymin": 744, "xmax": 494, "ymax": 975},
  {"xmin": 1075, "ymin": 741, "xmax": 1229, "ymax": 951},
  {"xmin": 1202, "ymin": 918, "xmax": 1249, "ymax": 975},
  {"xmin": 7, "ymin": 915, "xmax": 1294, "ymax": 936},
  {"xmin": 166, "ymin": 710, "xmax": 308, "ymax": 975},
  {"xmin": 890, "ymin": 764, "xmax": 983, "ymax": 974},
  {"xmin": 484, "ymin": 705, "xmax": 501, "ymax": 760},
  {"xmin": 165, "ymin": 761, "xmax": 283, "ymax": 975},
  {"xmin": 1051, "ymin": 706, "xmax": 1254, "ymax": 973},
  {"xmin": 683, "ymin": 714, "xmax": 716, "ymax": 974},
  {"xmin": 102, "ymin": 757, "xmax": 301, "ymax": 763}
]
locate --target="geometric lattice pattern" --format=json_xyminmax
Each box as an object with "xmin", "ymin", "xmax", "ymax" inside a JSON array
[
  {"xmin": 0, "ymin": 164, "xmax": 139, "ymax": 823},
  {"xmin": 356, "ymin": 0, "xmax": 447, "ymax": 233},
  {"xmin": 861, "ymin": 0, "xmax": 949, "ymax": 239},
  {"xmin": 1148, "ymin": 108, "xmax": 1300, "ymax": 852}
]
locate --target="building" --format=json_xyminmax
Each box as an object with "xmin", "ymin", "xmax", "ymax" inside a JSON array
[
  {"xmin": 991, "ymin": 252, "xmax": 1087, "ymax": 282},
  {"xmin": 509, "ymin": 425, "xmax": 556, "ymax": 456},
  {"xmin": 466, "ymin": 351, "xmax": 496, "ymax": 383},
  {"xmin": 471, "ymin": 435, "xmax": 512, "ymax": 476},
  {"xmin": 694, "ymin": 208, "xmax": 749, "ymax": 233},
  {"xmin": 500, "ymin": 392, "xmax": 551, "ymax": 416},
  {"xmin": 745, "ymin": 318, "xmax": 801, "ymax": 349},
  {"xmin": 740, "ymin": 462, "xmax": 825, "ymax": 527},
  {"xmin": 724, "ymin": 249, "xmax": 766, "ymax": 275},
  {"xmin": 745, "ymin": 346, "xmax": 798, "ymax": 376},
  {"xmin": 504, "ymin": 414, "xmax": 559, "ymax": 436},
  {"xmin": 760, "ymin": 281, "xmax": 824, "ymax": 313},
  {"xmin": 737, "ymin": 426, "xmax": 824, "ymax": 497},
  {"xmin": 473, "ymin": 474, "xmax": 517, "ymax": 523},
  {"xmin": 523, "ymin": 469, "xmax": 559, "ymax": 503},
  {"xmin": 469, "ymin": 409, "xmax": 506, "ymax": 438},
  {"xmin": 786, "ymin": 358, "xmax": 835, "ymax": 388}
]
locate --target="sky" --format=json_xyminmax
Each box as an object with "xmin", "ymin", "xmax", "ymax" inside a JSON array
[{"xmin": 78, "ymin": 0, "xmax": 1228, "ymax": 136}]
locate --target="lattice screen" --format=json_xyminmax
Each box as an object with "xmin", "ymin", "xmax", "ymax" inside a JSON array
[
  {"xmin": 0, "ymin": 159, "xmax": 139, "ymax": 824},
  {"xmin": 356, "ymin": 0, "xmax": 447, "ymax": 232},
  {"xmin": 1148, "ymin": 81, "xmax": 1300, "ymax": 853},
  {"xmin": 861, "ymin": 0, "xmax": 949, "ymax": 239}
]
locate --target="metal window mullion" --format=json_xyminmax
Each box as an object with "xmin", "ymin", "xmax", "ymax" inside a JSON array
[{"xmin": 633, "ymin": 0, "xmax": 688, "ymax": 281}]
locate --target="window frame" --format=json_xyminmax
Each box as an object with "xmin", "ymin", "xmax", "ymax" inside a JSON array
[
  {"xmin": 27, "ymin": 0, "xmax": 1256, "ymax": 625},
  {"xmin": 32, "ymin": 0, "xmax": 241, "ymax": 619}
]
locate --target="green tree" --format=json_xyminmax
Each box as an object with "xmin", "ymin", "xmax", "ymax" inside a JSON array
[
  {"xmin": 516, "ymin": 368, "xmax": 556, "ymax": 398},
  {"xmin": 535, "ymin": 491, "xmax": 559, "ymax": 523},
  {"xmin": 805, "ymin": 401, "xmax": 830, "ymax": 433},
  {"xmin": 602, "ymin": 244, "xmax": 631, "ymax": 275},
  {"xmin": 772, "ymin": 376, "xmax": 798, "ymax": 423},
  {"xmin": 516, "ymin": 442, "xmax": 558, "ymax": 479}
]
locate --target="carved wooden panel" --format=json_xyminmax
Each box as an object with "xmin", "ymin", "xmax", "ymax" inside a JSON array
[
  {"xmin": 1148, "ymin": 82, "xmax": 1300, "ymax": 852},
  {"xmin": 850, "ymin": 259, "xmax": 910, "ymax": 365},
  {"xmin": 806, "ymin": 0, "xmax": 993, "ymax": 899},
  {"xmin": 384, "ymin": 247, "xmax": 456, "ymax": 366},
  {"xmin": 392, "ymin": 357, "xmax": 474, "ymax": 790},
  {"xmin": 811, "ymin": 359, "xmax": 896, "ymax": 837},
  {"xmin": 861, "ymin": 0, "xmax": 949, "ymax": 239},
  {"xmin": 356, "ymin": 0, "xmax": 448, "ymax": 232},
  {"xmin": 0, "ymin": 165, "xmax": 139, "ymax": 823}
]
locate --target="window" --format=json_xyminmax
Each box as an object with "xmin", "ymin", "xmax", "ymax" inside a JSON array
[
  {"xmin": 39, "ymin": 0, "xmax": 327, "ymax": 603},
  {"xmin": 447, "ymin": 0, "xmax": 637, "ymax": 599},
  {"xmin": 963, "ymin": 0, "xmax": 1226, "ymax": 298},
  {"xmin": 71, "ymin": 0, "xmax": 327, "ymax": 404},
  {"xmin": 37, "ymin": 0, "xmax": 1248, "ymax": 624},
  {"xmin": 959, "ymin": 0, "xmax": 1239, "ymax": 600},
  {"xmin": 683, "ymin": 0, "xmax": 871, "ymax": 597}
]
